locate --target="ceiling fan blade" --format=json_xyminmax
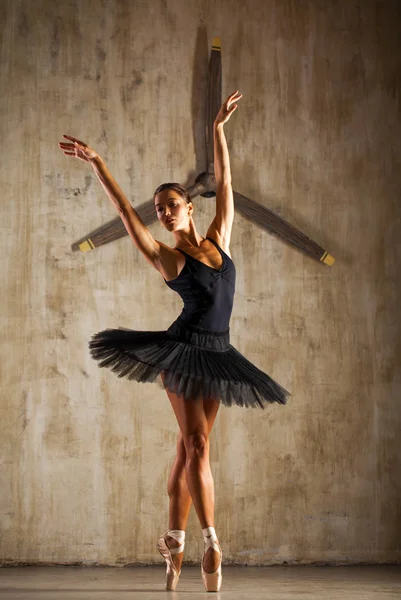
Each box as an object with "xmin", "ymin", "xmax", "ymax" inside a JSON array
[
  {"xmin": 71, "ymin": 182, "xmax": 207, "ymax": 252},
  {"xmin": 191, "ymin": 25, "xmax": 209, "ymax": 176},
  {"xmin": 71, "ymin": 198, "xmax": 158, "ymax": 252},
  {"xmin": 234, "ymin": 190, "xmax": 335, "ymax": 266},
  {"xmin": 205, "ymin": 37, "xmax": 222, "ymax": 174}
]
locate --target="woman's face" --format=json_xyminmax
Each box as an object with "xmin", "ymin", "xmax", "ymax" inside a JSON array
[{"xmin": 154, "ymin": 189, "xmax": 192, "ymax": 230}]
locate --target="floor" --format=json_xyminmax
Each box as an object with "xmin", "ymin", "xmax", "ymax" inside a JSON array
[{"xmin": 0, "ymin": 565, "xmax": 400, "ymax": 599}]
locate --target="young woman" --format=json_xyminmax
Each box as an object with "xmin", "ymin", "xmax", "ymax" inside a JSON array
[{"xmin": 59, "ymin": 90, "xmax": 289, "ymax": 592}]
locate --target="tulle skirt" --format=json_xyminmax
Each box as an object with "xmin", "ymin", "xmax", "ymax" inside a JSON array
[{"xmin": 88, "ymin": 316, "xmax": 290, "ymax": 408}]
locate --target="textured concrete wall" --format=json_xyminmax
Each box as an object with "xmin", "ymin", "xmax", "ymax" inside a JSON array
[{"xmin": 1, "ymin": 0, "xmax": 400, "ymax": 565}]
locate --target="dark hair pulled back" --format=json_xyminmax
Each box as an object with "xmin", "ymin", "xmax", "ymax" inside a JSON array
[{"xmin": 153, "ymin": 182, "xmax": 191, "ymax": 204}]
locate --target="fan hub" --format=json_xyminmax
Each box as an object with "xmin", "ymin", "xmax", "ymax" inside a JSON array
[{"xmin": 195, "ymin": 171, "xmax": 216, "ymax": 197}]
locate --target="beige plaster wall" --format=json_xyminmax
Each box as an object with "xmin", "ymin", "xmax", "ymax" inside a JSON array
[{"xmin": 0, "ymin": 0, "xmax": 400, "ymax": 565}]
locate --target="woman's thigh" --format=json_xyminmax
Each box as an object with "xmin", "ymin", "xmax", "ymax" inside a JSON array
[
  {"xmin": 203, "ymin": 396, "xmax": 220, "ymax": 433},
  {"xmin": 161, "ymin": 372, "xmax": 220, "ymax": 437}
]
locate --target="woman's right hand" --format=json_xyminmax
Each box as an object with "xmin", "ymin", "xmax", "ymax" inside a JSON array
[{"xmin": 58, "ymin": 135, "xmax": 99, "ymax": 163}]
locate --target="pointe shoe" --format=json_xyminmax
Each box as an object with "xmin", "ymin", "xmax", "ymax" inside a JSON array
[
  {"xmin": 201, "ymin": 537, "xmax": 222, "ymax": 592},
  {"xmin": 157, "ymin": 532, "xmax": 184, "ymax": 591}
]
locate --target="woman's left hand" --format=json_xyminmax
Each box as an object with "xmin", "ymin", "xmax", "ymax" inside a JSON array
[{"xmin": 214, "ymin": 90, "xmax": 242, "ymax": 127}]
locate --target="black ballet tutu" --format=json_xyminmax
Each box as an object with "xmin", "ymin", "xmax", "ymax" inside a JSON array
[{"xmin": 88, "ymin": 316, "xmax": 290, "ymax": 408}]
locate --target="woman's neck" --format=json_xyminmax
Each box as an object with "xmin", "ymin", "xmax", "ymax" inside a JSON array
[{"xmin": 173, "ymin": 222, "xmax": 205, "ymax": 249}]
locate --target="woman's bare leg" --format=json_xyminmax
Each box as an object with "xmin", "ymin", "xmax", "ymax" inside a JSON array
[
  {"xmin": 164, "ymin": 386, "xmax": 221, "ymax": 573},
  {"xmin": 165, "ymin": 400, "xmax": 220, "ymax": 571},
  {"xmin": 167, "ymin": 432, "xmax": 191, "ymax": 531},
  {"xmin": 168, "ymin": 400, "xmax": 220, "ymax": 526}
]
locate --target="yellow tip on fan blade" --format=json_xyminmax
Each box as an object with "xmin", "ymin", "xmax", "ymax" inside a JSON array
[
  {"xmin": 79, "ymin": 239, "xmax": 95, "ymax": 252},
  {"xmin": 320, "ymin": 252, "xmax": 335, "ymax": 266},
  {"xmin": 212, "ymin": 37, "xmax": 221, "ymax": 51}
]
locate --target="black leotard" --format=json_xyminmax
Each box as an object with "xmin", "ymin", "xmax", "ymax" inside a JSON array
[{"xmin": 164, "ymin": 237, "xmax": 236, "ymax": 332}]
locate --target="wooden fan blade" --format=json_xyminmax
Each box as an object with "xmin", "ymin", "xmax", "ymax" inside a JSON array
[
  {"xmin": 71, "ymin": 198, "xmax": 158, "ymax": 252},
  {"xmin": 234, "ymin": 190, "xmax": 335, "ymax": 266},
  {"xmin": 71, "ymin": 182, "xmax": 207, "ymax": 252},
  {"xmin": 205, "ymin": 37, "xmax": 222, "ymax": 174}
]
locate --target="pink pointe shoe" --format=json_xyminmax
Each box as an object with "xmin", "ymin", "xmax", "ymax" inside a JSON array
[
  {"xmin": 201, "ymin": 531, "xmax": 222, "ymax": 592},
  {"xmin": 157, "ymin": 531, "xmax": 185, "ymax": 591}
]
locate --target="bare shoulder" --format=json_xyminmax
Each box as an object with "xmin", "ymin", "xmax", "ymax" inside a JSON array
[{"xmin": 205, "ymin": 219, "xmax": 232, "ymax": 258}]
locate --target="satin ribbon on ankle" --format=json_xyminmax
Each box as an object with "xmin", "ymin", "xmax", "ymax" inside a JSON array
[
  {"xmin": 202, "ymin": 526, "xmax": 220, "ymax": 552},
  {"xmin": 167, "ymin": 529, "xmax": 185, "ymax": 554}
]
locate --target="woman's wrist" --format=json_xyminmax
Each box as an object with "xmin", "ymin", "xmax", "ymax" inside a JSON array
[
  {"xmin": 213, "ymin": 120, "xmax": 224, "ymax": 131},
  {"xmin": 89, "ymin": 155, "xmax": 103, "ymax": 168}
]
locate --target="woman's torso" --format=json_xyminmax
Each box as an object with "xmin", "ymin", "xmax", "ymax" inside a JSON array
[{"xmin": 160, "ymin": 237, "xmax": 236, "ymax": 332}]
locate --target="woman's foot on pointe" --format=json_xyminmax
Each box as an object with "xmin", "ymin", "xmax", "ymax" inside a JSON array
[
  {"xmin": 201, "ymin": 527, "xmax": 222, "ymax": 592},
  {"xmin": 157, "ymin": 530, "xmax": 185, "ymax": 591},
  {"xmin": 165, "ymin": 534, "xmax": 184, "ymax": 572}
]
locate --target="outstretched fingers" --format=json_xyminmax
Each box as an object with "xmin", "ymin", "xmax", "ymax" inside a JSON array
[
  {"xmin": 58, "ymin": 135, "xmax": 98, "ymax": 162},
  {"xmin": 226, "ymin": 90, "xmax": 242, "ymax": 110},
  {"xmin": 58, "ymin": 141, "xmax": 77, "ymax": 156},
  {"xmin": 62, "ymin": 134, "xmax": 86, "ymax": 145},
  {"xmin": 229, "ymin": 90, "xmax": 242, "ymax": 100}
]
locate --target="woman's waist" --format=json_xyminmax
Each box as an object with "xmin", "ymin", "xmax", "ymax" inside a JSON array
[{"xmin": 166, "ymin": 315, "xmax": 230, "ymax": 351}]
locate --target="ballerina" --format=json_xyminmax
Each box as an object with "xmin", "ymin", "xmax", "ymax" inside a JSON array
[{"xmin": 59, "ymin": 90, "xmax": 289, "ymax": 592}]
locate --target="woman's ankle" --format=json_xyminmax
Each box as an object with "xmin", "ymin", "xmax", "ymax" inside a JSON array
[
  {"xmin": 202, "ymin": 526, "xmax": 219, "ymax": 545},
  {"xmin": 166, "ymin": 529, "xmax": 185, "ymax": 552}
]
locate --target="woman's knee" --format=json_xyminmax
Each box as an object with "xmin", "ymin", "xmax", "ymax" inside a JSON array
[{"xmin": 184, "ymin": 432, "xmax": 209, "ymax": 460}]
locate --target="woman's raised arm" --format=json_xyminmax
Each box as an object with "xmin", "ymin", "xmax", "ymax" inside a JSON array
[
  {"xmin": 58, "ymin": 135, "xmax": 160, "ymax": 265},
  {"xmin": 208, "ymin": 91, "xmax": 242, "ymax": 244}
]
